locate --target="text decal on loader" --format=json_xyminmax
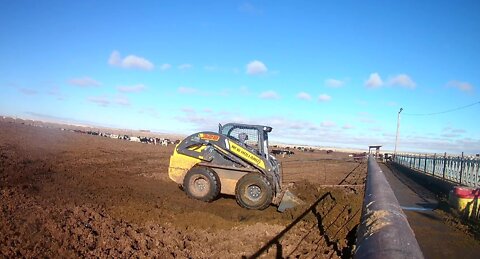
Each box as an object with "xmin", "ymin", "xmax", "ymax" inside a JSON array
[
  {"xmin": 199, "ymin": 133, "xmax": 220, "ymax": 141},
  {"xmin": 229, "ymin": 140, "xmax": 266, "ymax": 169}
]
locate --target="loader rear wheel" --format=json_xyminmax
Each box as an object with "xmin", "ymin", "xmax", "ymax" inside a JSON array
[
  {"xmin": 183, "ymin": 167, "xmax": 220, "ymax": 202},
  {"xmin": 235, "ymin": 173, "xmax": 273, "ymax": 210}
]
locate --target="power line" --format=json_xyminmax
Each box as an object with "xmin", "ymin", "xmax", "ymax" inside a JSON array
[{"xmin": 403, "ymin": 101, "xmax": 480, "ymax": 116}]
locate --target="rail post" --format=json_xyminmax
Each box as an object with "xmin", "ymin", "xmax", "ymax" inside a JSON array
[
  {"xmin": 418, "ymin": 154, "xmax": 421, "ymax": 170},
  {"xmin": 443, "ymin": 152, "xmax": 447, "ymax": 179},
  {"xmin": 476, "ymin": 158, "xmax": 479, "ymax": 188},
  {"xmin": 355, "ymin": 156, "xmax": 424, "ymax": 259},
  {"xmin": 432, "ymin": 153, "xmax": 436, "ymax": 176},
  {"xmin": 424, "ymin": 154, "xmax": 427, "ymax": 173},
  {"xmin": 460, "ymin": 152, "xmax": 464, "ymax": 184}
]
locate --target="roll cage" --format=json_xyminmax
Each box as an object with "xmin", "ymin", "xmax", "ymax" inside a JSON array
[{"xmin": 219, "ymin": 123, "xmax": 272, "ymax": 159}]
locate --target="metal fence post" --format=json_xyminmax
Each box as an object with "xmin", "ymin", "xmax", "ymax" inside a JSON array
[
  {"xmin": 432, "ymin": 153, "xmax": 436, "ymax": 176},
  {"xmin": 424, "ymin": 154, "xmax": 427, "ymax": 173},
  {"xmin": 476, "ymin": 158, "xmax": 479, "ymax": 188},
  {"xmin": 418, "ymin": 154, "xmax": 421, "ymax": 170},
  {"xmin": 460, "ymin": 152, "xmax": 464, "ymax": 184},
  {"xmin": 443, "ymin": 152, "xmax": 447, "ymax": 179}
]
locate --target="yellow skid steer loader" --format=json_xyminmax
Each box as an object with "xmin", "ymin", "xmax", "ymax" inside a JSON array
[{"xmin": 168, "ymin": 123, "xmax": 303, "ymax": 212}]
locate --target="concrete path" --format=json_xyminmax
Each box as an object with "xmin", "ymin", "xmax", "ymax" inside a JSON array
[{"xmin": 380, "ymin": 163, "xmax": 480, "ymax": 259}]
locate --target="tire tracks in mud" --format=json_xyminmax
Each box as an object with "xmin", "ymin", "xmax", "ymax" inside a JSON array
[{"xmin": 246, "ymin": 160, "xmax": 366, "ymax": 258}]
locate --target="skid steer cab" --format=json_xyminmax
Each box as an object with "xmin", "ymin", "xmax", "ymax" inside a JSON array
[{"xmin": 168, "ymin": 123, "xmax": 303, "ymax": 212}]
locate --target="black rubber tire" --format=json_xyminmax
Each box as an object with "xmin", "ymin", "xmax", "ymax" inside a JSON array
[
  {"xmin": 235, "ymin": 173, "xmax": 273, "ymax": 210},
  {"xmin": 183, "ymin": 167, "xmax": 220, "ymax": 202}
]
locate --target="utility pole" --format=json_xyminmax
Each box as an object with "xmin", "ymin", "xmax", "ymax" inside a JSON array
[{"xmin": 394, "ymin": 108, "xmax": 403, "ymax": 156}]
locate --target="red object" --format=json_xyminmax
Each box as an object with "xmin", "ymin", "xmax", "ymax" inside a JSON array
[
  {"xmin": 473, "ymin": 188, "xmax": 480, "ymax": 197},
  {"xmin": 453, "ymin": 186, "xmax": 480, "ymax": 198}
]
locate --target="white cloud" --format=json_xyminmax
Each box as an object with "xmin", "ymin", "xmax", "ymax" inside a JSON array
[
  {"xmin": 238, "ymin": 2, "xmax": 262, "ymax": 15},
  {"xmin": 368, "ymin": 126, "xmax": 383, "ymax": 132},
  {"xmin": 176, "ymin": 86, "xmax": 242, "ymax": 97},
  {"xmin": 87, "ymin": 95, "xmax": 130, "ymax": 107},
  {"xmin": 356, "ymin": 112, "xmax": 377, "ymax": 124},
  {"xmin": 365, "ymin": 73, "xmax": 383, "ymax": 88},
  {"xmin": 178, "ymin": 64, "xmax": 193, "ymax": 70},
  {"xmin": 246, "ymin": 60, "xmax": 268, "ymax": 75},
  {"xmin": 178, "ymin": 86, "xmax": 198, "ymax": 94},
  {"xmin": 359, "ymin": 118, "xmax": 376, "ymax": 124},
  {"xmin": 443, "ymin": 126, "xmax": 467, "ymax": 135},
  {"xmin": 117, "ymin": 84, "xmax": 146, "ymax": 93},
  {"xmin": 386, "ymin": 101, "xmax": 397, "ymax": 107},
  {"xmin": 114, "ymin": 96, "xmax": 130, "ymax": 106},
  {"xmin": 387, "ymin": 74, "xmax": 416, "ymax": 88},
  {"xmin": 176, "ymin": 107, "xmax": 221, "ymax": 130},
  {"xmin": 47, "ymin": 86, "xmax": 65, "ymax": 100},
  {"xmin": 321, "ymin": 121, "xmax": 336, "ymax": 127},
  {"xmin": 204, "ymin": 65, "xmax": 218, "ymax": 71},
  {"xmin": 441, "ymin": 133, "xmax": 461, "ymax": 138},
  {"xmin": 365, "ymin": 73, "xmax": 416, "ymax": 89},
  {"xmin": 357, "ymin": 112, "xmax": 370, "ymax": 116},
  {"xmin": 318, "ymin": 94, "xmax": 331, "ymax": 102},
  {"xmin": 259, "ymin": 90, "xmax": 279, "ymax": 99},
  {"xmin": 68, "ymin": 77, "xmax": 101, "ymax": 87},
  {"xmin": 181, "ymin": 107, "xmax": 195, "ymax": 113},
  {"xmin": 87, "ymin": 96, "xmax": 110, "ymax": 107},
  {"xmin": 122, "ymin": 55, "xmax": 154, "ymax": 70},
  {"xmin": 447, "ymin": 80, "xmax": 474, "ymax": 92},
  {"xmin": 19, "ymin": 88, "xmax": 38, "ymax": 95},
  {"xmin": 357, "ymin": 112, "xmax": 376, "ymax": 124},
  {"xmin": 138, "ymin": 107, "xmax": 161, "ymax": 119},
  {"xmin": 342, "ymin": 124, "xmax": 354, "ymax": 129},
  {"xmin": 382, "ymin": 132, "xmax": 395, "ymax": 138},
  {"xmin": 108, "ymin": 50, "xmax": 154, "ymax": 70},
  {"xmin": 47, "ymin": 86, "xmax": 60, "ymax": 96},
  {"xmin": 397, "ymin": 135, "xmax": 480, "ymax": 154},
  {"xmin": 452, "ymin": 129, "xmax": 466, "ymax": 134},
  {"xmin": 160, "ymin": 63, "xmax": 172, "ymax": 71},
  {"xmin": 108, "ymin": 51, "xmax": 121, "ymax": 66},
  {"xmin": 325, "ymin": 78, "xmax": 344, "ymax": 88},
  {"xmin": 239, "ymin": 86, "xmax": 250, "ymax": 95},
  {"xmin": 296, "ymin": 92, "xmax": 312, "ymax": 101}
]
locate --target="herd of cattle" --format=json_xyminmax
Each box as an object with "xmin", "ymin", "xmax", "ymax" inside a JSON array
[
  {"xmin": 270, "ymin": 146, "xmax": 336, "ymax": 157},
  {"xmin": 66, "ymin": 129, "xmax": 322, "ymax": 156},
  {"xmin": 66, "ymin": 129, "xmax": 180, "ymax": 146}
]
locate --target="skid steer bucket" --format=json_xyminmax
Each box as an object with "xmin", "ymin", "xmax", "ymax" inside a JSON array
[{"xmin": 277, "ymin": 190, "xmax": 305, "ymax": 212}]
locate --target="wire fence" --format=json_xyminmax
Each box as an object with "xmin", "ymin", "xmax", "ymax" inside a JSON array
[{"xmin": 393, "ymin": 153, "xmax": 480, "ymax": 188}]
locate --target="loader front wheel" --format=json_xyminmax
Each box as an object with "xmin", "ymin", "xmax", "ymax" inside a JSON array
[
  {"xmin": 235, "ymin": 173, "xmax": 273, "ymax": 210},
  {"xmin": 183, "ymin": 167, "xmax": 220, "ymax": 202}
]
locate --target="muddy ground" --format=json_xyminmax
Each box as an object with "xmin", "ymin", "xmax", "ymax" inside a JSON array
[{"xmin": 0, "ymin": 121, "xmax": 366, "ymax": 258}]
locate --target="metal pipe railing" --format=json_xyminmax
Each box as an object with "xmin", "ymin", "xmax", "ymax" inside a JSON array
[
  {"xmin": 354, "ymin": 156, "xmax": 424, "ymax": 259},
  {"xmin": 394, "ymin": 153, "xmax": 480, "ymax": 187}
]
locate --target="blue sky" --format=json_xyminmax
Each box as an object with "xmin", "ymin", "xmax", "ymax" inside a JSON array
[{"xmin": 1, "ymin": 1, "xmax": 479, "ymax": 154}]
